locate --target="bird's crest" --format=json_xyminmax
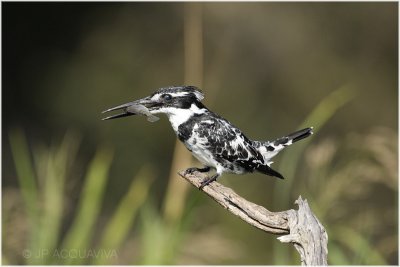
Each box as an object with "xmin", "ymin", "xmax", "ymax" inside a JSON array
[{"xmin": 152, "ymin": 86, "xmax": 204, "ymax": 101}]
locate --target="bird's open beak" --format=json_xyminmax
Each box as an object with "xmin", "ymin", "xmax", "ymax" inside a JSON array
[{"xmin": 101, "ymin": 97, "xmax": 157, "ymax": 120}]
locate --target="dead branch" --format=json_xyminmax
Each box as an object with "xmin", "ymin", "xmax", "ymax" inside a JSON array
[{"xmin": 179, "ymin": 170, "xmax": 328, "ymax": 266}]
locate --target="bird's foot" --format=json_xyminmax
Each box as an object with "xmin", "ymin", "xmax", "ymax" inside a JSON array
[
  {"xmin": 199, "ymin": 173, "xmax": 219, "ymax": 190},
  {"xmin": 185, "ymin": 166, "xmax": 210, "ymax": 175}
]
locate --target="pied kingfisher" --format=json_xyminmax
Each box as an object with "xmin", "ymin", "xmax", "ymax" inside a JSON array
[{"xmin": 102, "ymin": 86, "xmax": 313, "ymax": 189}]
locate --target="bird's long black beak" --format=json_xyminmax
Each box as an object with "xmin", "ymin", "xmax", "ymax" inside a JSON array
[{"xmin": 101, "ymin": 97, "xmax": 155, "ymax": 120}]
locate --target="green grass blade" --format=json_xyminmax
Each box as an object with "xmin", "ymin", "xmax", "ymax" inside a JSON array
[
  {"xmin": 8, "ymin": 128, "xmax": 38, "ymax": 223},
  {"xmin": 274, "ymin": 84, "xmax": 357, "ymax": 209},
  {"xmin": 138, "ymin": 201, "xmax": 188, "ymax": 265},
  {"xmin": 8, "ymin": 128, "xmax": 40, "ymax": 264},
  {"xmin": 94, "ymin": 166, "xmax": 155, "ymax": 264},
  {"xmin": 37, "ymin": 132, "xmax": 81, "ymax": 264},
  {"xmin": 60, "ymin": 146, "xmax": 113, "ymax": 265},
  {"xmin": 138, "ymin": 202, "xmax": 165, "ymax": 265}
]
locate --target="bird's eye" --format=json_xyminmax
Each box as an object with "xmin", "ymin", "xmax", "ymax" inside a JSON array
[{"xmin": 162, "ymin": 94, "xmax": 172, "ymax": 101}]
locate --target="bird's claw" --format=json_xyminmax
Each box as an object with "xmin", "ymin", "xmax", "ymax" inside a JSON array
[
  {"xmin": 199, "ymin": 174, "xmax": 219, "ymax": 190},
  {"xmin": 199, "ymin": 179, "xmax": 212, "ymax": 190}
]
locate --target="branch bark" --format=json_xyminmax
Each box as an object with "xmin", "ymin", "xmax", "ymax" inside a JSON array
[{"xmin": 179, "ymin": 170, "xmax": 328, "ymax": 266}]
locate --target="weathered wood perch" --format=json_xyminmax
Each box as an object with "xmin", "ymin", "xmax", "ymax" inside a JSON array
[{"xmin": 179, "ymin": 170, "xmax": 328, "ymax": 266}]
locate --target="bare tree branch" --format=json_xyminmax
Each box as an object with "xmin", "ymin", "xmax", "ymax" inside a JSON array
[{"xmin": 179, "ymin": 170, "xmax": 328, "ymax": 266}]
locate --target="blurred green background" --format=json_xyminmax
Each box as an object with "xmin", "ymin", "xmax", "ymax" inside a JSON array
[{"xmin": 2, "ymin": 2, "xmax": 398, "ymax": 265}]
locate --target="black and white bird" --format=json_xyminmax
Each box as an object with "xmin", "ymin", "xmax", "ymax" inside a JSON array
[{"xmin": 102, "ymin": 86, "xmax": 313, "ymax": 189}]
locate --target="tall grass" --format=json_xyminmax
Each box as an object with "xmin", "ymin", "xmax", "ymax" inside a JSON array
[
  {"xmin": 60, "ymin": 145, "xmax": 113, "ymax": 265},
  {"xmin": 95, "ymin": 166, "xmax": 155, "ymax": 264},
  {"xmin": 6, "ymin": 129, "xmax": 156, "ymax": 265},
  {"xmin": 9, "ymin": 128, "xmax": 40, "ymax": 264}
]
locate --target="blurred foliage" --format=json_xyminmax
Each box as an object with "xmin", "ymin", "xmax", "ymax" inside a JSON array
[
  {"xmin": 5, "ymin": 129, "xmax": 155, "ymax": 264},
  {"xmin": 272, "ymin": 84, "xmax": 357, "ymax": 263},
  {"xmin": 3, "ymin": 2, "xmax": 398, "ymax": 265},
  {"xmin": 301, "ymin": 127, "xmax": 398, "ymax": 265}
]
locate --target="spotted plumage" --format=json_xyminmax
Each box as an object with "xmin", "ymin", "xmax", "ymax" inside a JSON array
[{"xmin": 103, "ymin": 86, "xmax": 313, "ymax": 189}]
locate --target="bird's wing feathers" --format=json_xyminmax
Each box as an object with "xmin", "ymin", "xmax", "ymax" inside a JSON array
[
  {"xmin": 193, "ymin": 115, "xmax": 285, "ymax": 179},
  {"xmin": 195, "ymin": 116, "xmax": 265, "ymax": 169}
]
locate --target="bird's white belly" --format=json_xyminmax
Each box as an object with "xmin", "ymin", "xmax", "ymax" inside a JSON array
[
  {"xmin": 187, "ymin": 142, "xmax": 219, "ymax": 168},
  {"xmin": 184, "ymin": 138, "xmax": 246, "ymax": 175},
  {"xmin": 184, "ymin": 134, "xmax": 222, "ymax": 171}
]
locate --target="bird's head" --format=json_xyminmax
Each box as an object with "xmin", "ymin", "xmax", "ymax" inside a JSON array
[{"xmin": 102, "ymin": 86, "xmax": 206, "ymax": 121}]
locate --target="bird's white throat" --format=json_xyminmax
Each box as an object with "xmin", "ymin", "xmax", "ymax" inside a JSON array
[{"xmin": 161, "ymin": 104, "xmax": 206, "ymax": 132}]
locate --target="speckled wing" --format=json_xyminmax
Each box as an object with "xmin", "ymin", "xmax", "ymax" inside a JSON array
[
  {"xmin": 194, "ymin": 116, "xmax": 265, "ymax": 171},
  {"xmin": 195, "ymin": 115, "xmax": 285, "ymax": 178}
]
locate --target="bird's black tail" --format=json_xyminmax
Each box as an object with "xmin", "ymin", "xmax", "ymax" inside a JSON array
[
  {"xmin": 273, "ymin": 127, "xmax": 313, "ymax": 146},
  {"xmin": 256, "ymin": 164, "xmax": 285, "ymax": 179}
]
